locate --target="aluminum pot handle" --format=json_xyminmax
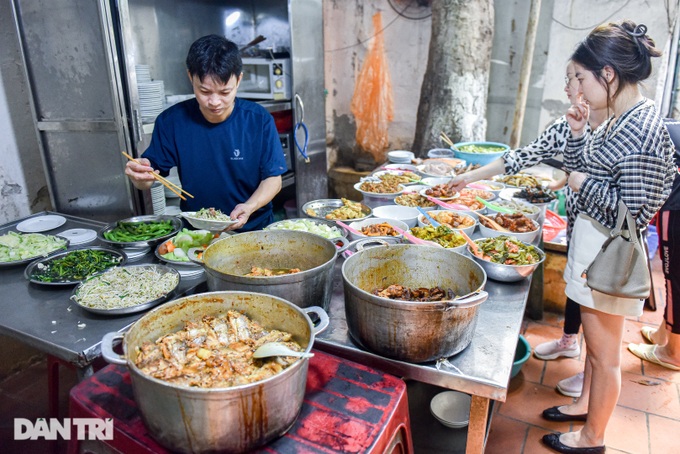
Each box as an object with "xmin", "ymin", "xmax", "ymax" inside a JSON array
[
  {"xmin": 101, "ymin": 332, "xmax": 127, "ymax": 365},
  {"xmin": 333, "ymin": 236, "xmax": 351, "ymax": 254},
  {"xmin": 445, "ymin": 290, "xmax": 489, "ymax": 309},
  {"xmin": 303, "ymin": 306, "xmax": 330, "ymax": 335},
  {"xmin": 355, "ymin": 238, "xmax": 391, "ymax": 251},
  {"xmin": 187, "ymin": 247, "xmax": 204, "ymax": 264}
]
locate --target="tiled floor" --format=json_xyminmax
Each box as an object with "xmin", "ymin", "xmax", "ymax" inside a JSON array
[{"xmin": 0, "ymin": 253, "xmax": 677, "ymax": 453}]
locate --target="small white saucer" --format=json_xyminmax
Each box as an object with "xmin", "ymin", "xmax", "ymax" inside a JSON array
[{"xmin": 57, "ymin": 228, "xmax": 97, "ymax": 245}]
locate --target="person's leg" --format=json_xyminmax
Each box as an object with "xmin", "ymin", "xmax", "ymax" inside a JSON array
[
  {"xmin": 534, "ymin": 297, "xmax": 582, "ymax": 360},
  {"xmin": 554, "ymin": 306, "xmax": 624, "ymax": 448},
  {"xmin": 649, "ymin": 209, "xmax": 680, "ymax": 366}
]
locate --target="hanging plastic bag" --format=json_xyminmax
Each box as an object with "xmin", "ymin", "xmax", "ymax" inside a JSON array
[{"xmin": 350, "ymin": 12, "xmax": 394, "ymax": 163}]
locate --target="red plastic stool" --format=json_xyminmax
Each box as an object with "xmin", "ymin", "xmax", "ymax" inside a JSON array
[{"xmin": 68, "ymin": 350, "xmax": 413, "ymax": 454}]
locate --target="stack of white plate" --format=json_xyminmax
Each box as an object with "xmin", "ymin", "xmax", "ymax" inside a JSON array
[
  {"xmin": 387, "ymin": 150, "xmax": 415, "ymax": 164},
  {"xmin": 150, "ymin": 182, "xmax": 166, "ymax": 215},
  {"xmin": 164, "ymin": 168, "xmax": 182, "ymax": 199},
  {"xmin": 135, "ymin": 64, "xmax": 151, "ymax": 82},
  {"xmin": 138, "ymin": 80, "xmax": 165, "ymax": 123}
]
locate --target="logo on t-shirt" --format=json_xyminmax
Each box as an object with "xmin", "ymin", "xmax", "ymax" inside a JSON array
[{"xmin": 231, "ymin": 149, "xmax": 243, "ymax": 161}]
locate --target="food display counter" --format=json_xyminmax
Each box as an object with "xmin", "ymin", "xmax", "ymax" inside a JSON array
[{"xmin": 1, "ymin": 211, "xmax": 531, "ymax": 454}]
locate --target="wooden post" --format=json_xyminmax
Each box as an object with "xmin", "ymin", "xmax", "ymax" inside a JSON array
[{"xmin": 509, "ymin": 0, "xmax": 542, "ymax": 148}]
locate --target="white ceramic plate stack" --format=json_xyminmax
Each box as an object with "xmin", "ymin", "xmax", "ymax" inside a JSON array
[
  {"xmin": 57, "ymin": 228, "xmax": 97, "ymax": 245},
  {"xmin": 387, "ymin": 150, "xmax": 415, "ymax": 164},
  {"xmin": 16, "ymin": 215, "xmax": 66, "ymax": 233},
  {"xmin": 136, "ymin": 64, "xmax": 151, "ymax": 82},
  {"xmin": 138, "ymin": 79, "xmax": 166, "ymax": 123},
  {"xmin": 150, "ymin": 182, "xmax": 166, "ymax": 215}
]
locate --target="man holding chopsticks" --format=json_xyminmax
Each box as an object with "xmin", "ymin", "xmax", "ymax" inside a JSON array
[{"xmin": 125, "ymin": 35, "xmax": 287, "ymax": 231}]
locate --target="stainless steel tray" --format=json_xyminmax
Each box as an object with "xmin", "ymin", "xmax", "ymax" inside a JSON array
[
  {"xmin": 97, "ymin": 215, "xmax": 182, "ymax": 249},
  {"xmin": 0, "ymin": 233, "xmax": 69, "ymax": 268},
  {"xmin": 71, "ymin": 264, "xmax": 180, "ymax": 315},
  {"xmin": 301, "ymin": 199, "xmax": 372, "ymax": 222},
  {"xmin": 24, "ymin": 246, "xmax": 127, "ymax": 286}
]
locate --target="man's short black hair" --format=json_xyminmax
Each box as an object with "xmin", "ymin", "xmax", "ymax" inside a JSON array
[{"xmin": 186, "ymin": 35, "xmax": 242, "ymax": 84}]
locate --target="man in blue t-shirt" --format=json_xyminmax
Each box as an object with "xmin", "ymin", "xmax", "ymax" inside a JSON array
[{"xmin": 125, "ymin": 35, "xmax": 287, "ymax": 231}]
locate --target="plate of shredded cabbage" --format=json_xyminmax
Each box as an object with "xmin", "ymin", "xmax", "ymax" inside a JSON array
[{"xmin": 0, "ymin": 231, "xmax": 69, "ymax": 266}]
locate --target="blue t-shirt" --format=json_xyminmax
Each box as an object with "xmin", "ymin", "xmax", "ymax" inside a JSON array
[{"xmin": 143, "ymin": 98, "xmax": 287, "ymax": 231}]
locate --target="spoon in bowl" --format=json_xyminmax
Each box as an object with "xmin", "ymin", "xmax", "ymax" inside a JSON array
[
  {"xmin": 475, "ymin": 196, "xmax": 515, "ymax": 214},
  {"xmin": 253, "ymin": 342, "xmax": 314, "ymax": 359}
]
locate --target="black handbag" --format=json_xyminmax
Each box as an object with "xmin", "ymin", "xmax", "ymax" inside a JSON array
[{"xmin": 581, "ymin": 200, "xmax": 651, "ymax": 299}]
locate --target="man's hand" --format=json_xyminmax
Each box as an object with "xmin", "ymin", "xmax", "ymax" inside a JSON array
[
  {"xmin": 228, "ymin": 202, "xmax": 256, "ymax": 230},
  {"xmin": 124, "ymin": 158, "xmax": 157, "ymax": 191}
]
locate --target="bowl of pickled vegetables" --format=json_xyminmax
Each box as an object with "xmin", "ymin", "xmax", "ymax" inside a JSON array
[
  {"xmin": 468, "ymin": 235, "xmax": 545, "ymax": 282},
  {"xmin": 452, "ymin": 142, "xmax": 509, "ymax": 166},
  {"xmin": 408, "ymin": 225, "xmax": 468, "ymax": 254}
]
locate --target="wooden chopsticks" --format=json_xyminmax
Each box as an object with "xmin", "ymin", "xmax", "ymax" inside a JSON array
[
  {"xmin": 121, "ymin": 151, "xmax": 194, "ymax": 201},
  {"xmin": 440, "ymin": 132, "xmax": 455, "ymax": 148}
]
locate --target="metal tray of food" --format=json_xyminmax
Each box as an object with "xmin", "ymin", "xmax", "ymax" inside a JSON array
[
  {"xmin": 24, "ymin": 246, "xmax": 127, "ymax": 286},
  {"xmin": 0, "ymin": 232, "xmax": 69, "ymax": 268},
  {"xmin": 301, "ymin": 199, "xmax": 372, "ymax": 222},
  {"xmin": 71, "ymin": 264, "xmax": 181, "ymax": 315},
  {"xmin": 97, "ymin": 215, "xmax": 183, "ymax": 249}
]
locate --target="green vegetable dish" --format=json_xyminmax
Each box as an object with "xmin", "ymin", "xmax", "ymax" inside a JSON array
[
  {"xmin": 410, "ymin": 225, "xmax": 466, "ymax": 248},
  {"xmin": 158, "ymin": 229, "xmax": 214, "ymax": 262},
  {"xmin": 457, "ymin": 144, "xmax": 507, "ymax": 154},
  {"xmin": 29, "ymin": 248, "xmax": 124, "ymax": 283},
  {"xmin": 0, "ymin": 231, "xmax": 68, "ymax": 264},
  {"xmin": 103, "ymin": 220, "xmax": 175, "ymax": 242},
  {"xmin": 475, "ymin": 235, "xmax": 542, "ymax": 265}
]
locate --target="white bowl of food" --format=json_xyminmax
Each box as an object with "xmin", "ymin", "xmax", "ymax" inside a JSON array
[
  {"xmin": 417, "ymin": 209, "xmax": 477, "ymax": 237},
  {"xmin": 181, "ymin": 208, "xmax": 237, "ymax": 231},
  {"xmin": 485, "ymin": 199, "xmax": 541, "ymax": 220},
  {"xmin": 478, "ymin": 213, "xmax": 541, "ymax": 244},
  {"xmin": 347, "ymin": 217, "xmax": 409, "ymax": 241},
  {"xmin": 468, "ymin": 180, "xmax": 505, "ymax": 196},
  {"xmin": 381, "ymin": 163, "xmax": 419, "ymax": 173},
  {"xmin": 372, "ymin": 205, "xmax": 420, "ymax": 228},
  {"xmin": 394, "ymin": 192, "xmax": 438, "ymax": 211},
  {"xmin": 417, "ymin": 161, "xmax": 455, "ymax": 178},
  {"xmin": 372, "ymin": 170, "xmax": 422, "ymax": 185},
  {"xmin": 408, "ymin": 225, "xmax": 468, "ymax": 254},
  {"xmin": 353, "ymin": 181, "xmax": 404, "ymax": 209}
]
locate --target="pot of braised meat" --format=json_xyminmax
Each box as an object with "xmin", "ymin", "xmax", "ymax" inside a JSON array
[
  {"xmin": 101, "ymin": 291, "xmax": 329, "ymax": 454},
  {"xmin": 193, "ymin": 230, "xmax": 337, "ymax": 310},
  {"xmin": 342, "ymin": 243, "xmax": 488, "ymax": 363}
]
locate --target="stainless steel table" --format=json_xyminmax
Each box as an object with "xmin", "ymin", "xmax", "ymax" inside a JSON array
[
  {"xmin": 0, "ymin": 211, "xmax": 206, "ymax": 379},
  {"xmin": 315, "ymin": 255, "xmax": 531, "ymax": 454}
]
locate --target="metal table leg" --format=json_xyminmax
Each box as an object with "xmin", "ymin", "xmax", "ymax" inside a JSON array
[{"xmin": 466, "ymin": 395, "xmax": 490, "ymax": 454}]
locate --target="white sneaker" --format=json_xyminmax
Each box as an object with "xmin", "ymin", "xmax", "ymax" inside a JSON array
[
  {"xmin": 556, "ymin": 372, "xmax": 584, "ymax": 398},
  {"xmin": 533, "ymin": 338, "xmax": 580, "ymax": 360}
]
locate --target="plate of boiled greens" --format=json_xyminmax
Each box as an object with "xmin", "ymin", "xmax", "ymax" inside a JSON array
[
  {"xmin": 24, "ymin": 246, "xmax": 126, "ymax": 286},
  {"xmin": 71, "ymin": 264, "xmax": 180, "ymax": 315},
  {"xmin": 181, "ymin": 208, "xmax": 238, "ymax": 231}
]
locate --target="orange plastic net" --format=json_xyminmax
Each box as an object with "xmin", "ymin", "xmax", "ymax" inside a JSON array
[{"xmin": 350, "ymin": 12, "xmax": 394, "ymax": 163}]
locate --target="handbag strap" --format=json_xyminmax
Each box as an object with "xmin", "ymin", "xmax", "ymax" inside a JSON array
[{"xmin": 611, "ymin": 200, "xmax": 639, "ymax": 245}]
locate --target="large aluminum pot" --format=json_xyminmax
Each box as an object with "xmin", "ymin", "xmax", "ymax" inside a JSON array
[
  {"xmin": 101, "ymin": 291, "xmax": 329, "ymax": 454},
  {"xmin": 342, "ymin": 243, "xmax": 488, "ymax": 363},
  {"xmin": 196, "ymin": 230, "xmax": 337, "ymax": 309}
]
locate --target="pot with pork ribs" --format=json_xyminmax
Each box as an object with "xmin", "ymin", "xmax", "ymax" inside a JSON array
[
  {"xmin": 342, "ymin": 243, "xmax": 488, "ymax": 362},
  {"xmin": 101, "ymin": 291, "xmax": 328, "ymax": 453}
]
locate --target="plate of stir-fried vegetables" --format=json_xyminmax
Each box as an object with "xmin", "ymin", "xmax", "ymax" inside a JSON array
[
  {"xmin": 25, "ymin": 246, "xmax": 126, "ymax": 285},
  {"xmin": 181, "ymin": 208, "xmax": 237, "ymax": 231}
]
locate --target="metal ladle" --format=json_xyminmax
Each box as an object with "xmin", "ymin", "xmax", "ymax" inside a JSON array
[{"xmin": 253, "ymin": 342, "xmax": 314, "ymax": 359}]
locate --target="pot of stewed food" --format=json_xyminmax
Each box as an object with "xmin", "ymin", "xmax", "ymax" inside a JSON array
[
  {"xmin": 101, "ymin": 291, "xmax": 328, "ymax": 454},
  {"xmin": 194, "ymin": 230, "xmax": 338, "ymax": 310},
  {"xmin": 342, "ymin": 243, "xmax": 488, "ymax": 363}
]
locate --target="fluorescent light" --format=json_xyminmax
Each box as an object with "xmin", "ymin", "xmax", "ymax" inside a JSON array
[{"xmin": 225, "ymin": 11, "xmax": 241, "ymax": 27}]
